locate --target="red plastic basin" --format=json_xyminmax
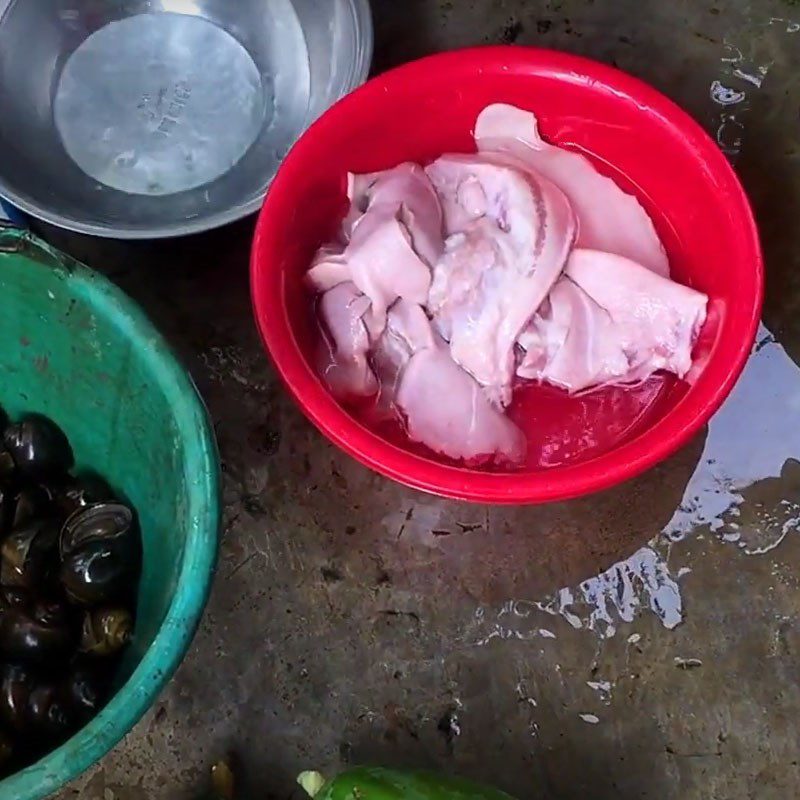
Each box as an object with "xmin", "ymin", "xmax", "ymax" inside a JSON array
[{"xmin": 250, "ymin": 47, "xmax": 763, "ymax": 504}]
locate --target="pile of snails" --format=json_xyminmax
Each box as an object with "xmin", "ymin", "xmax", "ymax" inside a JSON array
[{"xmin": 0, "ymin": 410, "xmax": 141, "ymax": 773}]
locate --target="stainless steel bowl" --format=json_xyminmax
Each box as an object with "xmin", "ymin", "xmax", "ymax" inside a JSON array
[{"xmin": 0, "ymin": 0, "xmax": 373, "ymax": 238}]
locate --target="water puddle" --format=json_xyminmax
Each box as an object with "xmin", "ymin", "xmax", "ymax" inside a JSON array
[
  {"xmin": 663, "ymin": 325, "xmax": 800, "ymax": 541},
  {"xmin": 472, "ymin": 322, "xmax": 800, "ymax": 648}
]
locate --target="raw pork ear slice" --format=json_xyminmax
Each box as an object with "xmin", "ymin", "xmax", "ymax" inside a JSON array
[
  {"xmin": 517, "ymin": 249, "xmax": 708, "ymax": 393},
  {"xmin": 347, "ymin": 163, "xmax": 444, "ymax": 267},
  {"xmin": 374, "ymin": 300, "xmax": 526, "ymax": 465},
  {"xmin": 426, "ymin": 154, "xmax": 577, "ymax": 407},
  {"xmin": 316, "ymin": 282, "xmax": 378, "ymax": 400},
  {"xmin": 475, "ymin": 103, "xmax": 670, "ymax": 277},
  {"xmin": 310, "ymin": 164, "xmax": 444, "ymax": 339}
]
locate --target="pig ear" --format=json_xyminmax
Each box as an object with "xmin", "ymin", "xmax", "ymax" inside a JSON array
[{"xmin": 475, "ymin": 103, "xmax": 543, "ymax": 148}]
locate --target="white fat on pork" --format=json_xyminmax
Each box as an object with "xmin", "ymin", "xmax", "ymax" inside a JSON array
[
  {"xmin": 426, "ymin": 155, "xmax": 577, "ymax": 407},
  {"xmin": 475, "ymin": 103, "xmax": 670, "ymax": 277},
  {"xmin": 517, "ymin": 249, "xmax": 708, "ymax": 393},
  {"xmin": 374, "ymin": 300, "xmax": 526, "ymax": 464},
  {"xmin": 306, "ymin": 163, "xmax": 443, "ymax": 336},
  {"xmin": 316, "ymin": 282, "xmax": 378, "ymax": 400}
]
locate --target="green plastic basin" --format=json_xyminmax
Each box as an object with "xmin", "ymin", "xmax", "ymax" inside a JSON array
[{"xmin": 0, "ymin": 227, "xmax": 221, "ymax": 799}]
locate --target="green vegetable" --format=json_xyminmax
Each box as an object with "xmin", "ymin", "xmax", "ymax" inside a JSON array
[{"xmin": 298, "ymin": 767, "xmax": 519, "ymax": 800}]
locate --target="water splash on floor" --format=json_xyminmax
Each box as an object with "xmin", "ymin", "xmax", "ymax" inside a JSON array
[{"xmin": 473, "ymin": 544, "xmax": 685, "ymax": 643}]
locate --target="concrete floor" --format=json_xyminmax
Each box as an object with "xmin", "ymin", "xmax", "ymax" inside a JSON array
[{"xmin": 39, "ymin": 0, "xmax": 800, "ymax": 797}]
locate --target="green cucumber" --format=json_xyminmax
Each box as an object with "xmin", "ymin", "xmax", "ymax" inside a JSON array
[{"xmin": 298, "ymin": 767, "xmax": 519, "ymax": 800}]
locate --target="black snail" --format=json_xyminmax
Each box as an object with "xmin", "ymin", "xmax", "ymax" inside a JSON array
[{"xmin": 0, "ymin": 411, "xmax": 141, "ymax": 774}]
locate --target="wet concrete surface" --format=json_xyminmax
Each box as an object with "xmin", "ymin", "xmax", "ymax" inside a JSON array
[{"xmin": 38, "ymin": 0, "xmax": 800, "ymax": 798}]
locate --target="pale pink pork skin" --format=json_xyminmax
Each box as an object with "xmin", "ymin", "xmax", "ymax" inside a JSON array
[
  {"xmin": 315, "ymin": 281, "xmax": 377, "ymax": 400},
  {"xmin": 475, "ymin": 103, "xmax": 670, "ymax": 277},
  {"xmin": 308, "ymin": 163, "xmax": 527, "ymax": 465},
  {"xmin": 306, "ymin": 163, "xmax": 443, "ymax": 337},
  {"xmin": 476, "ymin": 103, "xmax": 707, "ymax": 394},
  {"xmin": 304, "ymin": 103, "xmax": 709, "ymax": 467},
  {"xmin": 425, "ymin": 155, "xmax": 577, "ymax": 407},
  {"xmin": 517, "ymin": 250, "xmax": 708, "ymax": 394},
  {"xmin": 372, "ymin": 300, "xmax": 526, "ymax": 464},
  {"xmin": 345, "ymin": 163, "xmax": 444, "ymax": 267}
]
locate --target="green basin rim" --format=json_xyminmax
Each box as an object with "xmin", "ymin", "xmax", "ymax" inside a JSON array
[{"xmin": 0, "ymin": 228, "xmax": 221, "ymax": 800}]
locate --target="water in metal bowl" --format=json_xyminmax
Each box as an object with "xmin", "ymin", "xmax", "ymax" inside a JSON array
[{"xmin": 0, "ymin": 0, "xmax": 373, "ymax": 237}]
